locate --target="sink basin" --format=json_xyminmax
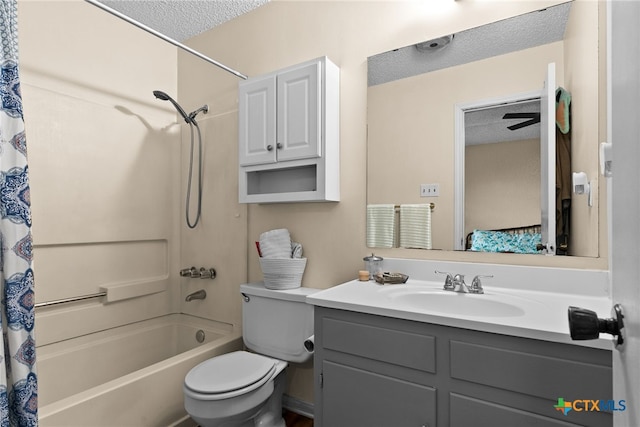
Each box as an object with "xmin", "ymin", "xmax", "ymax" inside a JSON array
[{"xmin": 387, "ymin": 289, "xmax": 526, "ymax": 317}]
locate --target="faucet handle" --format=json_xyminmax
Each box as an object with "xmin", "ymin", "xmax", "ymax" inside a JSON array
[
  {"xmin": 470, "ymin": 275, "xmax": 493, "ymax": 294},
  {"xmin": 435, "ymin": 270, "xmax": 455, "ymax": 290},
  {"xmin": 180, "ymin": 266, "xmax": 198, "ymax": 277}
]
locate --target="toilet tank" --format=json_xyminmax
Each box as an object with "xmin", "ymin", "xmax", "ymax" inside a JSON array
[{"xmin": 240, "ymin": 283, "xmax": 319, "ymax": 363}]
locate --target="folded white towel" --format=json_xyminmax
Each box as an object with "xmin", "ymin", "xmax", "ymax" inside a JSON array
[
  {"xmin": 400, "ymin": 204, "xmax": 432, "ymax": 249},
  {"xmin": 259, "ymin": 228, "xmax": 292, "ymax": 258},
  {"xmin": 366, "ymin": 204, "xmax": 396, "ymax": 248}
]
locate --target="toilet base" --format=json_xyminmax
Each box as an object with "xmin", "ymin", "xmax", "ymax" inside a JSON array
[{"xmin": 253, "ymin": 368, "xmax": 286, "ymax": 427}]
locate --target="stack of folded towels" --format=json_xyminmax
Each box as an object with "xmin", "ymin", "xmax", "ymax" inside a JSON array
[
  {"xmin": 258, "ymin": 228, "xmax": 303, "ymax": 259},
  {"xmin": 257, "ymin": 228, "xmax": 306, "ymax": 289}
]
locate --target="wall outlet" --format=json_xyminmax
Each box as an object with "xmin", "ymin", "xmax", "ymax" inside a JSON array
[{"xmin": 420, "ymin": 183, "xmax": 440, "ymax": 197}]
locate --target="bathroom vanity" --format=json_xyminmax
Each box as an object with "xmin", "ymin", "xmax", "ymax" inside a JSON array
[{"xmin": 307, "ymin": 259, "xmax": 614, "ymax": 427}]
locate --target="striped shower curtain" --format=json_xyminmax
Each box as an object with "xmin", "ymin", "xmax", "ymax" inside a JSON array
[{"xmin": 0, "ymin": 1, "xmax": 38, "ymax": 426}]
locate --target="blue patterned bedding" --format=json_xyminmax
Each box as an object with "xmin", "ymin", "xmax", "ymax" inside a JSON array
[{"xmin": 470, "ymin": 229, "xmax": 542, "ymax": 254}]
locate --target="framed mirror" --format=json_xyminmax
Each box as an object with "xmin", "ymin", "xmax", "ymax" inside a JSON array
[{"xmin": 366, "ymin": 0, "xmax": 602, "ymax": 260}]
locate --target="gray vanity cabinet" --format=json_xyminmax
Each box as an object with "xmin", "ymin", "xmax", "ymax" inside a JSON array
[{"xmin": 313, "ymin": 307, "xmax": 612, "ymax": 427}]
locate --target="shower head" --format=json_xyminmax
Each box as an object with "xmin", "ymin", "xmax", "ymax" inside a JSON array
[{"xmin": 153, "ymin": 90, "xmax": 191, "ymax": 123}]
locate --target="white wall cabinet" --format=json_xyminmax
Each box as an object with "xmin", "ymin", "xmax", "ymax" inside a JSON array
[{"xmin": 238, "ymin": 57, "xmax": 339, "ymax": 203}]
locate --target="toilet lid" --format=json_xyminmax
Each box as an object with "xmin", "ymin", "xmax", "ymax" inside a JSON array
[{"xmin": 185, "ymin": 351, "xmax": 276, "ymax": 394}]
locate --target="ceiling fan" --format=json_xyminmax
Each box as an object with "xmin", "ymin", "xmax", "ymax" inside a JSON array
[{"xmin": 502, "ymin": 112, "xmax": 541, "ymax": 130}]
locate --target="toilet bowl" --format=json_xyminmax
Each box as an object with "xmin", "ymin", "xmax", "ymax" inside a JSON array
[
  {"xmin": 184, "ymin": 351, "xmax": 287, "ymax": 427},
  {"xmin": 183, "ymin": 283, "xmax": 318, "ymax": 427}
]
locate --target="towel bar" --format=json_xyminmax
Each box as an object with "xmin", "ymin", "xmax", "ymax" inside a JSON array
[{"xmin": 394, "ymin": 203, "xmax": 434, "ymax": 212}]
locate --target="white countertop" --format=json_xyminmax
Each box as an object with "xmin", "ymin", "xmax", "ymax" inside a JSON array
[{"xmin": 307, "ymin": 277, "xmax": 614, "ymax": 350}]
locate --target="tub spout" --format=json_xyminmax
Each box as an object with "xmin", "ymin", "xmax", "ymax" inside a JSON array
[{"xmin": 185, "ymin": 289, "xmax": 206, "ymax": 302}]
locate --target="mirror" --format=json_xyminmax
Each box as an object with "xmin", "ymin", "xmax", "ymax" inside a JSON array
[{"xmin": 366, "ymin": 0, "xmax": 601, "ymax": 259}]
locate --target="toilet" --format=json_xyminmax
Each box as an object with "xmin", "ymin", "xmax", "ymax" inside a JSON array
[{"xmin": 184, "ymin": 283, "xmax": 318, "ymax": 427}]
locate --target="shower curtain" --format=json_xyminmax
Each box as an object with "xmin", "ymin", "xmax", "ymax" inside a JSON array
[{"xmin": 0, "ymin": 1, "xmax": 38, "ymax": 426}]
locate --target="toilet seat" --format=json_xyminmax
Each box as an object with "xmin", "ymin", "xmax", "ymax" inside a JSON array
[{"xmin": 184, "ymin": 351, "xmax": 277, "ymax": 400}]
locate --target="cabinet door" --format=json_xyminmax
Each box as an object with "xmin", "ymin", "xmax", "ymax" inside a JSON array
[
  {"xmin": 239, "ymin": 74, "xmax": 277, "ymax": 166},
  {"xmin": 277, "ymin": 61, "xmax": 322, "ymax": 161},
  {"xmin": 322, "ymin": 361, "xmax": 436, "ymax": 427}
]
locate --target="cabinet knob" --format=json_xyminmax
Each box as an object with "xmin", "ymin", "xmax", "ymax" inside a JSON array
[
  {"xmin": 276, "ymin": 143, "xmax": 283, "ymax": 149},
  {"xmin": 267, "ymin": 145, "xmax": 273, "ymax": 151}
]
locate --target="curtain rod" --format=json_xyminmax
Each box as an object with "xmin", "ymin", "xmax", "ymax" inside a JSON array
[{"xmin": 84, "ymin": 0, "xmax": 248, "ymax": 80}]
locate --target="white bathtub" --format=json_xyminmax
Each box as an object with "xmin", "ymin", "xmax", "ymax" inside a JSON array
[{"xmin": 37, "ymin": 314, "xmax": 243, "ymax": 426}]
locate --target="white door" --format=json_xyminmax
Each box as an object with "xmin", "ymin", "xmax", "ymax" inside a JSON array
[
  {"xmin": 540, "ymin": 62, "xmax": 556, "ymax": 255},
  {"xmin": 610, "ymin": 1, "xmax": 640, "ymax": 425},
  {"xmin": 238, "ymin": 74, "xmax": 277, "ymax": 166},
  {"xmin": 277, "ymin": 61, "xmax": 322, "ymax": 161}
]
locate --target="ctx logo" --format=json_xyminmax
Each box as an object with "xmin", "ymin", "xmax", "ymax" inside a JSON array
[{"xmin": 554, "ymin": 398, "xmax": 627, "ymax": 415}]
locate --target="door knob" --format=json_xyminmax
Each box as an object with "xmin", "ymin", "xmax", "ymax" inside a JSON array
[{"xmin": 568, "ymin": 304, "xmax": 624, "ymax": 347}]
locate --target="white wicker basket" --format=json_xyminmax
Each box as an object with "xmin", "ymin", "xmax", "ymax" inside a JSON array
[{"xmin": 259, "ymin": 257, "xmax": 307, "ymax": 290}]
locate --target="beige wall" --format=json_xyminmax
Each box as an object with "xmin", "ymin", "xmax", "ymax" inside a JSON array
[
  {"xmin": 19, "ymin": 0, "xmax": 182, "ymax": 348},
  {"xmin": 21, "ymin": 0, "xmax": 246, "ymax": 341},
  {"xmin": 466, "ymin": 139, "xmax": 541, "ymax": 236},
  {"xmin": 180, "ymin": 0, "xmax": 600, "ymax": 404},
  {"xmin": 564, "ymin": 0, "xmax": 602, "ymax": 257},
  {"xmin": 20, "ymin": 0, "xmax": 247, "ymax": 415}
]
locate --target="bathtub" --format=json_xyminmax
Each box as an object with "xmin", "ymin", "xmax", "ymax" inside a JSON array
[{"xmin": 37, "ymin": 314, "xmax": 243, "ymax": 426}]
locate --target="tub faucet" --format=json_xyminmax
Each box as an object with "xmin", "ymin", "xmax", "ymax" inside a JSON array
[{"xmin": 185, "ymin": 289, "xmax": 206, "ymax": 302}]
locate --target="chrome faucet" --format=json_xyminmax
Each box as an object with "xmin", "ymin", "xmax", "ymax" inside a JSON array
[
  {"xmin": 180, "ymin": 266, "xmax": 217, "ymax": 279},
  {"xmin": 185, "ymin": 289, "xmax": 207, "ymax": 302},
  {"xmin": 435, "ymin": 271, "xmax": 493, "ymax": 294},
  {"xmin": 452, "ymin": 274, "xmax": 468, "ymax": 293}
]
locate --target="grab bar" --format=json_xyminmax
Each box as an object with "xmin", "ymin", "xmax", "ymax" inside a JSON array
[{"xmin": 35, "ymin": 291, "xmax": 107, "ymax": 308}]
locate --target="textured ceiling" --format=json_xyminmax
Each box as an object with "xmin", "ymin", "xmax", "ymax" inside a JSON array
[
  {"xmin": 97, "ymin": 0, "xmax": 270, "ymax": 42},
  {"xmin": 368, "ymin": 1, "xmax": 571, "ymax": 87}
]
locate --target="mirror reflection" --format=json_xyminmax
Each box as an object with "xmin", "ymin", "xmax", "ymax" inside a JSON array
[
  {"xmin": 462, "ymin": 98, "xmax": 543, "ymax": 252},
  {"xmin": 366, "ymin": 0, "xmax": 601, "ymax": 259}
]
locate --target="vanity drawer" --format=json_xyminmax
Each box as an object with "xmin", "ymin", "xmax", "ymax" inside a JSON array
[
  {"xmin": 322, "ymin": 316, "xmax": 436, "ymax": 373},
  {"xmin": 449, "ymin": 393, "xmax": 585, "ymax": 427},
  {"xmin": 450, "ymin": 340, "xmax": 612, "ymax": 400},
  {"xmin": 322, "ymin": 360, "xmax": 437, "ymax": 427}
]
